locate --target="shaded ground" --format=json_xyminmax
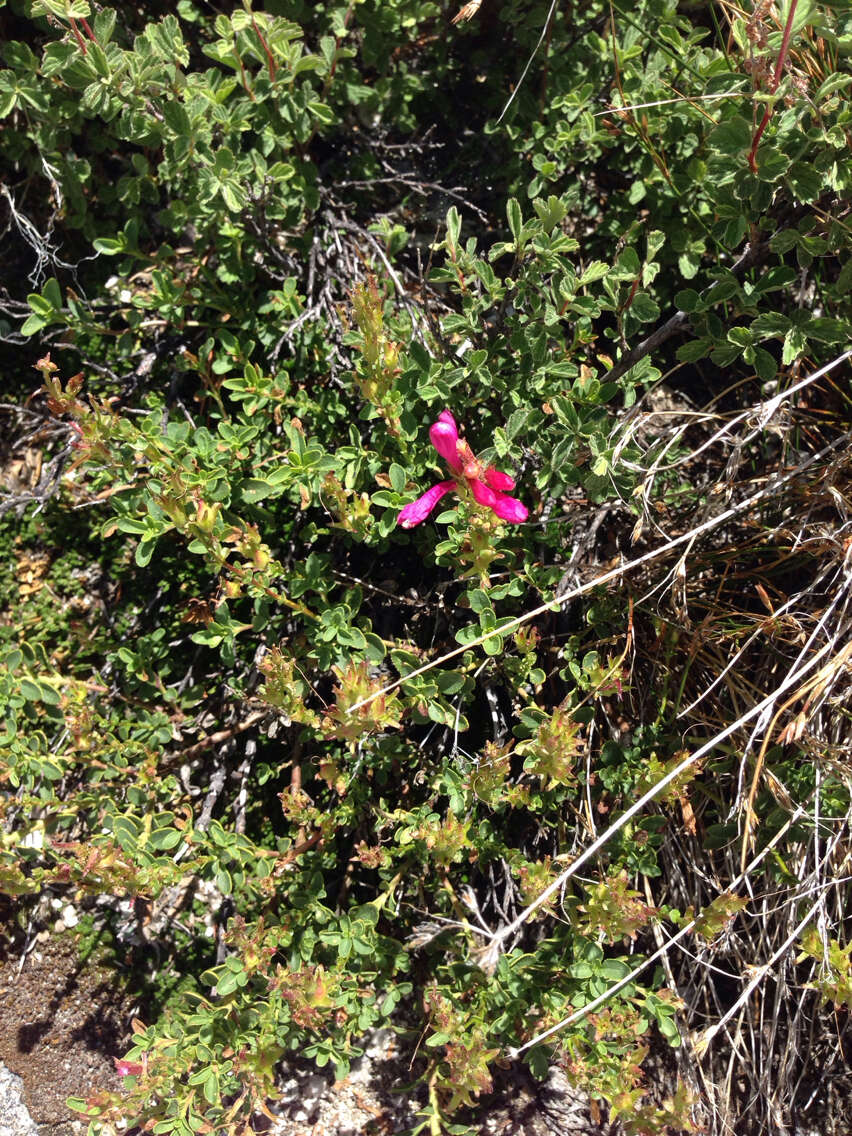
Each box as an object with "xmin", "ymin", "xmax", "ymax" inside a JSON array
[{"xmin": 0, "ymin": 918, "xmax": 135, "ymax": 1136}]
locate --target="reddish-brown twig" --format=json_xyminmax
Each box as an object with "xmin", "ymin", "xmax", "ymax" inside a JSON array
[
  {"xmin": 69, "ymin": 17, "xmax": 88, "ymax": 55},
  {"xmin": 748, "ymin": 0, "xmax": 799, "ymax": 173},
  {"xmin": 80, "ymin": 16, "xmax": 98, "ymax": 43},
  {"xmin": 251, "ymin": 15, "xmax": 277, "ymax": 82}
]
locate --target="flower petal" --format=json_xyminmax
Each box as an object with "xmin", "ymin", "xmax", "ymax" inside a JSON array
[
  {"xmin": 397, "ymin": 480, "xmax": 457, "ymax": 528},
  {"xmin": 429, "ymin": 412, "xmax": 462, "ymax": 471},
  {"xmin": 469, "ymin": 478, "xmax": 499, "ymax": 508},
  {"xmin": 483, "ymin": 466, "xmax": 516, "ymax": 492},
  {"xmin": 115, "ymin": 1059, "xmax": 145, "ymax": 1077},
  {"xmin": 489, "ymin": 492, "xmax": 529, "ymax": 523}
]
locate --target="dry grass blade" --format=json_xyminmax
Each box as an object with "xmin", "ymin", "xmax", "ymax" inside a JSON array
[{"xmin": 451, "ymin": 0, "xmax": 482, "ymax": 24}]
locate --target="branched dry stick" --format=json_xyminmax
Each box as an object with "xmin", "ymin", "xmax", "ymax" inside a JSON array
[
  {"xmin": 0, "ymin": 184, "xmax": 76, "ymax": 287},
  {"xmin": 334, "ymin": 174, "xmax": 489, "ymax": 225},
  {"xmin": 165, "ymin": 710, "xmax": 267, "ymax": 766},
  {"xmin": 0, "ymin": 447, "xmax": 70, "ymax": 518}
]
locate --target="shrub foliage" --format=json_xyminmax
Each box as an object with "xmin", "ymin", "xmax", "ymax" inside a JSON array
[{"xmin": 1, "ymin": 0, "xmax": 851, "ymax": 1133}]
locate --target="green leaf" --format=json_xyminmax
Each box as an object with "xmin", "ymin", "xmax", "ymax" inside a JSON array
[
  {"xmin": 445, "ymin": 206, "xmax": 461, "ymax": 251},
  {"xmin": 814, "ymin": 71, "xmax": 852, "ymax": 102},
  {"xmin": 678, "ymin": 250, "xmax": 702, "ymax": 280},
  {"xmin": 786, "ymin": 161, "xmax": 823, "ymax": 202},
  {"xmin": 220, "ymin": 181, "xmax": 247, "ymax": 212},
  {"xmin": 615, "ymin": 247, "xmax": 641, "ymax": 277},
  {"xmin": 268, "ymin": 161, "xmax": 295, "ymax": 182},
  {"xmin": 135, "ymin": 538, "xmax": 157, "ymax": 567},
  {"xmin": 658, "ymin": 1016, "xmax": 681, "ymax": 1044},
  {"xmin": 751, "ymin": 312, "xmax": 791, "ymax": 338},
  {"xmin": 646, "ymin": 229, "xmax": 665, "ymax": 261},
  {"xmin": 0, "ymin": 87, "xmax": 16, "ymax": 117},
  {"xmin": 21, "ymin": 314, "xmax": 45, "ymax": 336},
  {"xmin": 27, "ymin": 294, "xmax": 53, "ymax": 318},
  {"xmin": 506, "ymin": 196, "xmax": 522, "ymax": 243},
  {"xmin": 87, "ymin": 43, "xmax": 111, "ymax": 79},
  {"xmin": 579, "ymin": 260, "xmax": 609, "ymax": 287},
  {"xmin": 805, "ymin": 318, "xmax": 848, "ymax": 344},
  {"xmin": 93, "ymin": 236, "xmax": 125, "ymax": 255},
  {"xmin": 149, "ymin": 827, "xmax": 182, "ymax": 850},
  {"xmin": 727, "ymin": 326, "xmax": 753, "ymax": 348},
  {"xmin": 113, "ymin": 816, "xmax": 141, "ymax": 852},
  {"xmin": 94, "ymin": 7, "xmax": 117, "ymax": 43},
  {"xmin": 782, "ymin": 327, "xmax": 808, "ymax": 364},
  {"xmin": 468, "ymin": 588, "xmax": 492, "ymax": 614},
  {"xmin": 752, "ymin": 266, "xmax": 797, "ymax": 294},
  {"xmin": 435, "ymin": 670, "xmax": 465, "ymax": 695},
  {"xmin": 308, "ymin": 100, "xmax": 334, "ymax": 124},
  {"xmin": 708, "ymin": 115, "xmax": 752, "ymax": 155},
  {"xmin": 19, "ymin": 678, "xmax": 42, "ymax": 702},
  {"xmin": 37, "ymin": 682, "xmax": 60, "ymax": 706},
  {"xmin": 482, "ymin": 633, "xmax": 504, "ymax": 657},
  {"xmin": 42, "ymin": 278, "xmax": 62, "ymax": 309},
  {"xmin": 163, "ymin": 100, "xmax": 191, "ymax": 137},
  {"xmin": 710, "ymin": 344, "xmax": 741, "ymax": 367},
  {"xmin": 532, "ymin": 194, "xmax": 567, "ymax": 233},
  {"xmin": 388, "ymin": 463, "xmax": 407, "ymax": 493},
  {"xmin": 601, "ymin": 958, "xmax": 630, "ymax": 979},
  {"xmin": 629, "ymin": 293, "xmax": 660, "ymax": 323},
  {"xmin": 753, "ymin": 347, "xmax": 777, "ymax": 381},
  {"xmin": 675, "ymin": 289, "xmax": 701, "ymax": 313},
  {"xmin": 240, "ymin": 478, "xmax": 283, "ymax": 504},
  {"xmin": 704, "ymin": 277, "xmax": 740, "ymax": 305},
  {"xmin": 755, "ymin": 145, "xmax": 791, "ymax": 181}
]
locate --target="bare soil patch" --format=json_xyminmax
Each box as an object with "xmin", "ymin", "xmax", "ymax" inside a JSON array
[{"xmin": 0, "ymin": 918, "xmax": 135, "ymax": 1136}]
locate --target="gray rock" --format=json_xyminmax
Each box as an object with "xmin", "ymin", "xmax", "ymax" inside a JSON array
[{"xmin": 0, "ymin": 1063, "xmax": 39, "ymax": 1136}]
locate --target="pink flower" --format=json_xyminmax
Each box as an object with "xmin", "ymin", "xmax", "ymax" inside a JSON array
[
  {"xmin": 398, "ymin": 410, "xmax": 528, "ymax": 528},
  {"xmin": 114, "ymin": 1058, "xmax": 145, "ymax": 1077}
]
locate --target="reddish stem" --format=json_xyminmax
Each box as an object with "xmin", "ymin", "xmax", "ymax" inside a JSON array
[
  {"xmin": 620, "ymin": 274, "xmax": 641, "ymax": 314},
  {"xmin": 234, "ymin": 34, "xmax": 256, "ymax": 101},
  {"xmin": 69, "ymin": 17, "xmax": 87, "ymax": 55},
  {"xmin": 748, "ymin": 0, "xmax": 798, "ymax": 173},
  {"xmin": 251, "ymin": 15, "xmax": 277, "ymax": 82},
  {"xmin": 80, "ymin": 16, "xmax": 98, "ymax": 43}
]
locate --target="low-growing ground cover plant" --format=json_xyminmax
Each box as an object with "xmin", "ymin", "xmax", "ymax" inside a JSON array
[{"xmin": 1, "ymin": 1, "xmax": 851, "ymax": 1134}]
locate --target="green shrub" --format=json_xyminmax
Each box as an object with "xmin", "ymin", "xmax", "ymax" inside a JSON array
[{"xmin": 2, "ymin": 1, "xmax": 851, "ymax": 1134}]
